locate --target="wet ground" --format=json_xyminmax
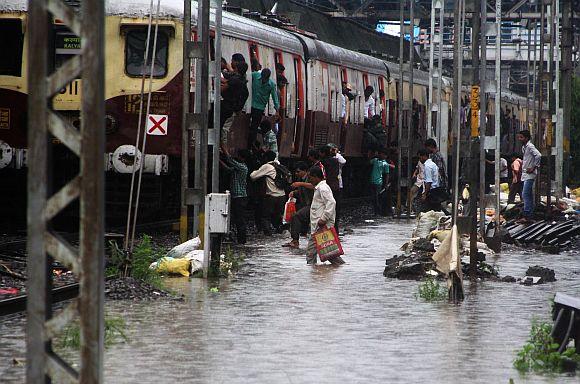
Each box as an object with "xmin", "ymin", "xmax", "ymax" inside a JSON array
[{"xmin": 1, "ymin": 218, "xmax": 579, "ymax": 383}]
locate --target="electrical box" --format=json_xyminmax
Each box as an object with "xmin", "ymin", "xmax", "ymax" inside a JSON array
[{"xmin": 206, "ymin": 192, "xmax": 230, "ymax": 234}]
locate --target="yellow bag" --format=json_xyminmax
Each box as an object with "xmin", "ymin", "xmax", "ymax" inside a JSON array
[
  {"xmin": 156, "ymin": 257, "xmax": 191, "ymax": 277},
  {"xmin": 500, "ymin": 183, "xmax": 509, "ymax": 193}
]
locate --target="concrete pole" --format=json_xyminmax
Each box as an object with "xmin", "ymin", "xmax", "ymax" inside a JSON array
[
  {"xmin": 452, "ymin": 0, "xmax": 465, "ymax": 225},
  {"xmin": 212, "ymin": 1, "xmax": 222, "ymax": 193},
  {"xmin": 436, "ymin": 2, "xmax": 445, "ymax": 149}
]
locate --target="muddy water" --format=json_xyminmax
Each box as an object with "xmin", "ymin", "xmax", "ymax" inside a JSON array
[{"xmin": 1, "ymin": 220, "xmax": 579, "ymax": 383}]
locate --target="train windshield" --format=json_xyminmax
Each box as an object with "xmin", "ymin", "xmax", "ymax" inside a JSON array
[
  {"xmin": 0, "ymin": 19, "xmax": 24, "ymax": 77},
  {"xmin": 125, "ymin": 29, "xmax": 168, "ymax": 78}
]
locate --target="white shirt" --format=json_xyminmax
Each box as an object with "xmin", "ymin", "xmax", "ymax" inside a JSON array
[
  {"xmin": 340, "ymin": 93, "xmax": 347, "ymax": 119},
  {"xmin": 335, "ymin": 153, "xmax": 346, "ymax": 189},
  {"xmin": 249, "ymin": 162, "xmax": 285, "ymax": 197},
  {"xmin": 423, "ymin": 158, "xmax": 440, "ymax": 189},
  {"xmin": 364, "ymin": 96, "xmax": 375, "ymax": 119},
  {"xmin": 414, "ymin": 161, "xmax": 425, "ymax": 188},
  {"xmin": 500, "ymin": 158, "xmax": 508, "ymax": 178},
  {"xmin": 310, "ymin": 180, "xmax": 336, "ymax": 233}
]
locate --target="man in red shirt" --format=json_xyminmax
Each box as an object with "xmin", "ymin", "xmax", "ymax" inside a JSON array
[{"xmin": 508, "ymin": 152, "xmax": 523, "ymax": 204}]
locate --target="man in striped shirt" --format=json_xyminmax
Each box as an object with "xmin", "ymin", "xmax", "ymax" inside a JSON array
[{"xmin": 220, "ymin": 148, "xmax": 250, "ymax": 244}]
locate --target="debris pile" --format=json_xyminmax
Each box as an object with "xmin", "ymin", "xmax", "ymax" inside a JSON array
[
  {"xmin": 521, "ymin": 266, "xmax": 557, "ymax": 285},
  {"xmin": 105, "ymin": 277, "xmax": 179, "ymax": 301},
  {"xmin": 383, "ymin": 211, "xmax": 510, "ymax": 282},
  {"xmin": 504, "ymin": 218, "xmax": 580, "ymax": 250}
]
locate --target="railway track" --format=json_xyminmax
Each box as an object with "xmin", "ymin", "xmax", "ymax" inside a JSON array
[{"xmin": 0, "ymin": 283, "xmax": 79, "ymax": 317}]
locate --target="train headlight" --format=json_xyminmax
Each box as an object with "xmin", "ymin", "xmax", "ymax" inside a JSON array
[
  {"xmin": 112, "ymin": 145, "xmax": 142, "ymax": 173},
  {"xmin": 0, "ymin": 141, "xmax": 13, "ymax": 169}
]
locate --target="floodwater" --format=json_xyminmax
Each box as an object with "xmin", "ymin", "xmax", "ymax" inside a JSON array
[{"xmin": 1, "ymin": 219, "xmax": 579, "ymax": 383}]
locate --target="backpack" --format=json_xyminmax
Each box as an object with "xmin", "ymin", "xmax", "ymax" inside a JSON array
[
  {"xmin": 235, "ymin": 79, "xmax": 249, "ymax": 112},
  {"xmin": 269, "ymin": 162, "xmax": 292, "ymax": 191}
]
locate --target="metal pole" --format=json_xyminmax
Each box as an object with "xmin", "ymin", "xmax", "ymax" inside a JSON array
[
  {"xmin": 469, "ymin": 0, "xmax": 481, "ymax": 278},
  {"xmin": 479, "ymin": 0, "xmax": 488, "ymax": 236},
  {"xmin": 212, "ymin": 1, "xmax": 222, "ymax": 192},
  {"xmin": 436, "ymin": 1, "xmax": 445, "ymax": 147},
  {"xmin": 537, "ymin": 0, "xmax": 546, "ymax": 208},
  {"xmin": 526, "ymin": 23, "xmax": 531, "ymax": 129},
  {"xmin": 532, "ymin": 13, "xmax": 538, "ymax": 134},
  {"xmin": 452, "ymin": 0, "xmax": 465, "ymax": 224},
  {"xmin": 554, "ymin": 0, "xmax": 562, "ymax": 199},
  {"xmin": 494, "ymin": 0, "xmax": 501, "ymax": 231},
  {"xmin": 451, "ymin": 0, "xmax": 462, "ymax": 224},
  {"xmin": 180, "ymin": 0, "xmax": 192, "ymax": 242},
  {"xmin": 561, "ymin": 0, "xmax": 573, "ymax": 194},
  {"xmin": 27, "ymin": 0, "xmax": 105, "ymax": 382},
  {"xmin": 396, "ymin": 0, "xmax": 404, "ymax": 218},
  {"xmin": 407, "ymin": 0, "xmax": 414, "ymax": 218},
  {"xmin": 427, "ymin": 0, "xmax": 436, "ymax": 138}
]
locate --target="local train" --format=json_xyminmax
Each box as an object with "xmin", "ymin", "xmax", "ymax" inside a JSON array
[{"xmin": 0, "ymin": 0, "xmax": 533, "ymax": 228}]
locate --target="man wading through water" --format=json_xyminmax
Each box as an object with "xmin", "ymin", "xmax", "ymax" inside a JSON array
[{"xmin": 306, "ymin": 167, "xmax": 345, "ymax": 265}]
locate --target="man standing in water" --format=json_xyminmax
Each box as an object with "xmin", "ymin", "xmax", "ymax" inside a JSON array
[{"xmin": 306, "ymin": 167, "xmax": 345, "ymax": 265}]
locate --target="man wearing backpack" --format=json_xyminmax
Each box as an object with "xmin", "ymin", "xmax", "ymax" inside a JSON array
[
  {"xmin": 220, "ymin": 56, "xmax": 249, "ymax": 151},
  {"xmin": 250, "ymin": 151, "xmax": 286, "ymax": 235}
]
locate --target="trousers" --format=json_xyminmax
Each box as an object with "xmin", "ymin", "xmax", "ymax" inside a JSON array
[
  {"xmin": 231, "ymin": 197, "xmax": 248, "ymax": 244},
  {"xmin": 290, "ymin": 206, "xmax": 310, "ymax": 241},
  {"xmin": 248, "ymin": 107, "xmax": 264, "ymax": 147},
  {"xmin": 522, "ymin": 179, "xmax": 535, "ymax": 217},
  {"xmin": 262, "ymin": 195, "xmax": 285, "ymax": 235},
  {"xmin": 508, "ymin": 181, "xmax": 523, "ymax": 204}
]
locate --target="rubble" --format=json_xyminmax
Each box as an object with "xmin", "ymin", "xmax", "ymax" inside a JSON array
[
  {"xmin": 104, "ymin": 277, "xmax": 182, "ymax": 301},
  {"xmin": 523, "ymin": 265, "xmax": 557, "ymax": 284}
]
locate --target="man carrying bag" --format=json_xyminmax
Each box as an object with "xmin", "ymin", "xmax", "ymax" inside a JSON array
[{"xmin": 306, "ymin": 167, "xmax": 345, "ymax": 265}]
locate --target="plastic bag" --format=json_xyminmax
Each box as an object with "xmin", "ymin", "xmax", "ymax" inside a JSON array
[
  {"xmin": 282, "ymin": 197, "xmax": 297, "ymax": 224},
  {"xmin": 313, "ymin": 226, "xmax": 344, "ymax": 262},
  {"xmin": 165, "ymin": 237, "xmax": 201, "ymax": 259}
]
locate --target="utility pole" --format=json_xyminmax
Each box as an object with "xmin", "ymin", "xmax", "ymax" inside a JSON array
[
  {"xmin": 397, "ymin": 0, "xmax": 404, "ymax": 218},
  {"xmin": 478, "ymin": 0, "xmax": 487, "ymax": 236},
  {"xmin": 27, "ymin": 0, "xmax": 105, "ymax": 382},
  {"xmin": 180, "ymin": 0, "xmax": 192, "ymax": 242},
  {"xmin": 469, "ymin": 0, "xmax": 481, "ymax": 277},
  {"xmin": 451, "ymin": 0, "xmax": 463, "ymax": 224},
  {"xmin": 561, "ymin": 0, "xmax": 573, "ymax": 193},
  {"xmin": 494, "ymin": 0, "xmax": 501, "ymax": 231},
  {"xmin": 407, "ymin": 0, "xmax": 415, "ymax": 218}
]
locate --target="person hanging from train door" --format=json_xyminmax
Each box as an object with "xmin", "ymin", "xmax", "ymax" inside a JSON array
[
  {"xmin": 340, "ymin": 82, "xmax": 354, "ymax": 145},
  {"xmin": 275, "ymin": 63, "xmax": 288, "ymax": 136},
  {"xmin": 363, "ymin": 85, "xmax": 376, "ymax": 129},
  {"xmin": 249, "ymin": 67, "xmax": 280, "ymax": 148},
  {"xmin": 220, "ymin": 56, "xmax": 249, "ymax": 152}
]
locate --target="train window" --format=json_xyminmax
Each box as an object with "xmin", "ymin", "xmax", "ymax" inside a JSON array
[
  {"xmin": 125, "ymin": 28, "xmax": 169, "ymax": 78},
  {"xmin": 0, "ymin": 19, "xmax": 24, "ymax": 76}
]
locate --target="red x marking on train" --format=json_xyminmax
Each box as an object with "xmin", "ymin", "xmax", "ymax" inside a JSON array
[{"xmin": 148, "ymin": 115, "xmax": 167, "ymax": 134}]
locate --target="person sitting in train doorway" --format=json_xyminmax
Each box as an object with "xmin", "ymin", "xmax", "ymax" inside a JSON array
[
  {"xmin": 340, "ymin": 82, "xmax": 354, "ymax": 145},
  {"xmin": 249, "ymin": 150, "xmax": 286, "ymax": 236},
  {"xmin": 306, "ymin": 166, "xmax": 345, "ymax": 265},
  {"xmin": 363, "ymin": 86, "xmax": 376, "ymax": 129},
  {"xmin": 418, "ymin": 149, "xmax": 449, "ymax": 215},
  {"xmin": 249, "ymin": 68, "xmax": 280, "ymax": 148}
]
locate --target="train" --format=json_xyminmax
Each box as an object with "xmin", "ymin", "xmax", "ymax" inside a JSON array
[{"xmin": 0, "ymin": 0, "xmax": 534, "ymax": 229}]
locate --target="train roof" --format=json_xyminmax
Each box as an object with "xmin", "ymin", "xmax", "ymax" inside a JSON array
[
  {"xmin": 295, "ymin": 34, "xmax": 389, "ymax": 76},
  {"xmin": 0, "ymin": 0, "xmax": 304, "ymax": 55}
]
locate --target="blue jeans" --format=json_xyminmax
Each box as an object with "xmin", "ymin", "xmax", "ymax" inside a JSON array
[{"xmin": 522, "ymin": 179, "xmax": 535, "ymax": 217}]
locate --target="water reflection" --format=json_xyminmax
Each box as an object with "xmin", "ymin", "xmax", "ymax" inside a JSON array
[{"xmin": 0, "ymin": 220, "xmax": 579, "ymax": 383}]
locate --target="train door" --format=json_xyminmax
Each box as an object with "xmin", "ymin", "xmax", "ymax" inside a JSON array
[
  {"xmin": 292, "ymin": 56, "xmax": 304, "ymax": 156},
  {"xmin": 378, "ymin": 76, "xmax": 386, "ymax": 125}
]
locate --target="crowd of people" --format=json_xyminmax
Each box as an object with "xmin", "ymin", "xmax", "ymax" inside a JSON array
[{"xmin": 217, "ymin": 52, "xmax": 543, "ymax": 263}]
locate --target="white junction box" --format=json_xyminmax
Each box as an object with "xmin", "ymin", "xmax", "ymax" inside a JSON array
[{"xmin": 206, "ymin": 192, "xmax": 230, "ymax": 234}]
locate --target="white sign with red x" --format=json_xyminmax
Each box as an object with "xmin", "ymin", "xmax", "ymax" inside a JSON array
[{"xmin": 146, "ymin": 114, "xmax": 168, "ymax": 136}]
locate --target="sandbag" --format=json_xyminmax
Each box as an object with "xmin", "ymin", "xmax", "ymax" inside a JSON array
[
  {"xmin": 413, "ymin": 210, "xmax": 446, "ymax": 238},
  {"xmin": 166, "ymin": 237, "xmax": 201, "ymax": 259},
  {"xmin": 155, "ymin": 257, "xmax": 191, "ymax": 277}
]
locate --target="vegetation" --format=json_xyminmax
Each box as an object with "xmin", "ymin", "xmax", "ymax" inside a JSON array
[
  {"xmin": 513, "ymin": 319, "xmax": 580, "ymax": 374},
  {"xmin": 57, "ymin": 316, "xmax": 128, "ymax": 350},
  {"xmin": 569, "ymin": 76, "xmax": 580, "ymax": 186},
  {"xmin": 415, "ymin": 278, "xmax": 448, "ymax": 301},
  {"xmin": 219, "ymin": 246, "xmax": 244, "ymax": 277},
  {"xmin": 107, "ymin": 235, "xmax": 165, "ymax": 290}
]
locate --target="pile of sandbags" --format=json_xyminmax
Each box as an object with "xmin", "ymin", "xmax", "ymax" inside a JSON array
[{"xmin": 149, "ymin": 237, "xmax": 204, "ymax": 277}]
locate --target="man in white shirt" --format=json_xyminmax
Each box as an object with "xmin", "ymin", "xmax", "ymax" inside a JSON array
[
  {"xmin": 517, "ymin": 130, "xmax": 542, "ymax": 221},
  {"xmin": 306, "ymin": 167, "xmax": 344, "ymax": 265},
  {"xmin": 364, "ymin": 85, "xmax": 376, "ymax": 120},
  {"xmin": 250, "ymin": 151, "xmax": 285, "ymax": 235},
  {"xmin": 419, "ymin": 149, "xmax": 449, "ymax": 214}
]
